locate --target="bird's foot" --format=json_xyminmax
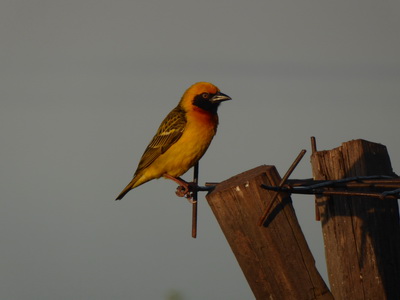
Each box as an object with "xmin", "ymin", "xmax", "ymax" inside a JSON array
[
  {"xmin": 175, "ymin": 182, "xmax": 198, "ymax": 204},
  {"xmin": 163, "ymin": 174, "xmax": 198, "ymax": 203}
]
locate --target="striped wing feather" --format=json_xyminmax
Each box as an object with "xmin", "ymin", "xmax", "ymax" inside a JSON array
[{"xmin": 135, "ymin": 106, "xmax": 186, "ymax": 174}]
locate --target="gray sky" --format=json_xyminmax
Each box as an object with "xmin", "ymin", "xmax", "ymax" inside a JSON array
[{"xmin": 1, "ymin": 1, "xmax": 400, "ymax": 299}]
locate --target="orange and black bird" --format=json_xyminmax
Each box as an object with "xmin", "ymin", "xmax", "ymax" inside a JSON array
[{"xmin": 115, "ymin": 82, "xmax": 231, "ymax": 200}]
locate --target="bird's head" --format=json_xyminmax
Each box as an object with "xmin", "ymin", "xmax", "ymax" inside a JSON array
[{"xmin": 180, "ymin": 82, "xmax": 231, "ymax": 114}]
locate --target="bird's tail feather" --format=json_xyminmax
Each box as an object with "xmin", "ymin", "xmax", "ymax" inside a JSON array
[{"xmin": 115, "ymin": 175, "xmax": 141, "ymax": 200}]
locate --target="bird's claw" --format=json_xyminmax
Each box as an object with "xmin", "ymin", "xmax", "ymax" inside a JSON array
[{"xmin": 175, "ymin": 183, "xmax": 198, "ymax": 204}]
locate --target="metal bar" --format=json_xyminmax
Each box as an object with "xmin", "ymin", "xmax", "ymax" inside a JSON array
[
  {"xmin": 261, "ymin": 185, "xmax": 400, "ymax": 200},
  {"xmin": 258, "ymin": 149, "xmax": 307, "ymax": 226},
  {"xmin": 286, "ymin": 177, "xmax": 400, "ymax": 187},
  {"xmin": 310, "ymin": 137, "xmax": 320, "ymax": 221},
  {"xmin": 196, "ymin": 185, "xmax": 215, "ymax": 191},
  {"xmin": 192, "ymin": 162, "xmax": 199, "ymax": 238},
  {"xmin": 295, "ymin": 175, "xmax": 395, "ymax": 190},
  {"xmin": 382, "ymin": 187, "xmax": 400, "ymax": 197}
]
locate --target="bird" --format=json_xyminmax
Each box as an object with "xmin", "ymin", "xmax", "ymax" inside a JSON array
[{"xmin": 115, "ymin": 82, "xmax": 231, "ymax": 200}]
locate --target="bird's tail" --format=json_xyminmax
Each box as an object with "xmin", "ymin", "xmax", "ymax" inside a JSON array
[{"xmin": 115, "ymin": 175, "xmax": 142, "ymax": 200}]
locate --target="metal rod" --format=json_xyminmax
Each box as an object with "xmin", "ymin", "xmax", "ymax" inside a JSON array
[
  {"xmin": 382, "ymin": 187, "xmax": 400, "ymax": 196},
  {"xmin": 192, "ymin": 162, "xmax": 199, "ymax": 238},
  {"xmin": 321, "ymin": 190, "xmax": 398, "ymax": 199},
  {"xmin": 297, "ymin": 175, "xmax": 395, "ymax": 190},
  {"xmin": 310, "ymin": 137, "xmax": 319, "ymax": 220},
  {"xmin": 287, "ymin": 180, "xmax": 400, "ymax": 189},
  {"xmin": 258, "ymin": 149, "xmax": 307, "ymax": 226},
  {"xmin": 261, "ymin": 185, "xmax": 400, "ymax": 200}
]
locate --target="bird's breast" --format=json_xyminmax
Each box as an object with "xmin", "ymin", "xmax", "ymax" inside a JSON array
[{"xmin": 147, "ymin": 110, "xmax": 218, "ymax": 178}]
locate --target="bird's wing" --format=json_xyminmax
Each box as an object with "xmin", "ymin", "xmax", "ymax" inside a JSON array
[{"xmin": 135, "ymin": 106, "xmax": 186, "ymax": 174}]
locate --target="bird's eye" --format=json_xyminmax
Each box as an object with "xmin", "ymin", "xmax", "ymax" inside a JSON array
[{"xmin": 201, "ymin": 92, "xmax": 209, "ymax": 99}]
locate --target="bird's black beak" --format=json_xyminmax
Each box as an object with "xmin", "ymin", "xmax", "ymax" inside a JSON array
[{"xmin": 210, "ymin": 92, "xmax": 231, "ymax": 103}]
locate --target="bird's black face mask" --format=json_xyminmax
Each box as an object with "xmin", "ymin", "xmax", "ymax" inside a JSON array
[{"xmin": 192, "ymin": 92, "xmax": 231, "ymax": 114}]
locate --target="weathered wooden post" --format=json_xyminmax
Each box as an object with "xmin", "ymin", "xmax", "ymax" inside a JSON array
[
  {"xmin": 206, "ymin": 165, "xmax": 333, "ymax": 299},
  {"xmin": 311, "ymin": 139, "xmax": 400, "ymax": 299}
]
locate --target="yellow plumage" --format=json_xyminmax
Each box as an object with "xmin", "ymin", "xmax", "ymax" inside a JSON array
[{"xmin": 116, "ymin": 82, "xmax": 231, "ymax": 200}]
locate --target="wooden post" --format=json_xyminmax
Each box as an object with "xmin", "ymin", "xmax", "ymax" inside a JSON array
[
  {"xmin": 206, "ymin": 165, "xmax": 333, "ymax": 300},
  {"xmin": 311, "ymin": 139, "xmax": 400, "ymax": 299}
]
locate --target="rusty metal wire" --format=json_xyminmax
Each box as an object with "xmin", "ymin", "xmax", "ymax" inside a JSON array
[
  {"xmin": 258, "ymin": 149, "xmax": 307, "ymax": 226},
  {"xmin": 261, "ymin": 175, "xmax": 400, "ymax": 200}
]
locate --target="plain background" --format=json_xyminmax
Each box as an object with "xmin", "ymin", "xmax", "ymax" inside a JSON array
[{"xmin": 1, "ymin": 1, "xmax": 399, "ymax": 299}]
